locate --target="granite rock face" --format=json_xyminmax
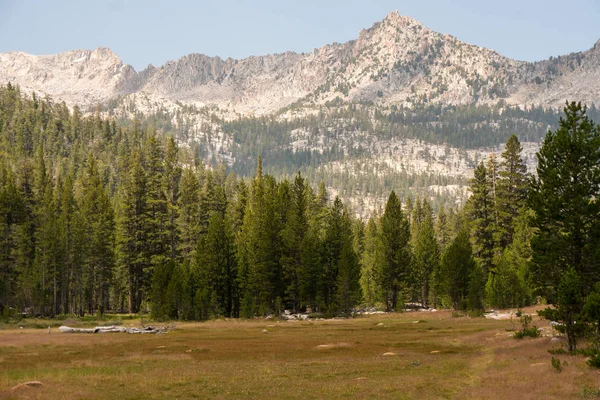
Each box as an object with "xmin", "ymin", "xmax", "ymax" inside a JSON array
[{"xmin": 2, "ymin": 11, "xmax": 600, "ymax": 114}]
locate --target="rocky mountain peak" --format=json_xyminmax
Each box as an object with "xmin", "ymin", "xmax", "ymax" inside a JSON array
[
  {"xmin": 1, "ymin": 11, "xmax": 600, "ymax": 113},
  {"xmin": 383, "ymin": 10, "xmax": 422, "ymax": 29},
  {"xmin": 0, "ymin": 46, "xmax": 135, "ymax": 108}
]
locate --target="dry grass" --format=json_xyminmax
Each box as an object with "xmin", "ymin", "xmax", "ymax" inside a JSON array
[{"xmin": 1, "ymin": 307, "xmax": 598, "ymax": 399}]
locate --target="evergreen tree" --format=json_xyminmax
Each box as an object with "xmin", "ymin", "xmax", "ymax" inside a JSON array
[
  {"xmin": 78, "ymin": 154, "xmax": 115, "ymax": 315},
  {"xmin": 435, "ymin": 205, "xmax": 451, "ymax": 251},
  {"xmin": 13, "ymin": 161, "xmax": 37, "ymax": 313},
  {"xmin": 237, "ymin": 157, "xmax": 282, "ymax": 315},
  {"xmin": 467, "ymin": 162, "xmax": 495, "ymax": 274},
  {"xmin": 116, "ymin": 150, "xmax": 148, "ymax": 313},
  {"xmin": 299, "ymin": 225, "xmax": 321, "ymax": 311},
  {"xmin": 496, "ymin": 135, "xmax": 528, "ymax": 249},
  {"xmin": 440, "ymin": 228, "xmax": 476, "ymax": 310},
  {"xmin": 334, "ymin": 221, "xmax": 361, "ymax": 316},
  {"xmin": 486, "ymin": 208, "xmax": 533, "ymax": 308},
  {"xmin": 280, "ymin": 172, "xmax": 308, "ymax": 312},
  {"xmin": 320, "ymin": 197, "xmax": 359, "ymax": 315},
  {"xmin": 177, "ymin": 167, "xmax": 200, "ymax": 264},
  {"xmin": 150, "ymin": 260, "xmax": 176, "ymax": 320},
  {"xmin": 432, "ymin": 205, "xmax": 451, "ymax": 308},
  {"xmin": 144, "ymin": 133, "xmax": 170, "ymax": 288},
  {"xmin": 378, "ymin": 191, "xmax": 411, "ymax": 311},
  {"xmin": 360, "ymin": 218, "xmax": 383, "ymax": 306},
  {"xmin": 30, "ymin": 183, "xmax": 54, "ymax": 314},
  {"xmin": 195, "ymin": 212, "xmax": 236, "ymax": 318},
  {"xmin": 413, "ymin": 200, "xmax": 440, "ymax": 308},
  {"xmin": 486, "ymin": 153, "xmax": 499, "ymax": 226},
  {"xmin": 530, "ymin": 102, "xmax": 600, "ymax": 294},
  {"xmin": 0, "ymin": 167, "xmax": 25, "ymax": 315},
  {"xmin": 163, "ymin": 137, "xmax": 181, "ymax": 263},
  {"xmin": 57, "ymin": 173, "xmax": 78, "ymax": 314},
  {"xmin": 530, "ymin": 102, "xmax": 600, "ymax": 352}
]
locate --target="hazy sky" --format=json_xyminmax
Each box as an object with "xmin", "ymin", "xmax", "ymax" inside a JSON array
[{"xmin": 0, "ymin": 0, "xmax": 599, "ymax": 71}]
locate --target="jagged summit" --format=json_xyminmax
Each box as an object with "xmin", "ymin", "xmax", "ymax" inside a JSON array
[
  {"xmin": 0, "ymin": 46, "xmax": 136, "ymax": 106},
  {"xmin": 1, "ymin": 11, "xmax": 600, "ymax": 112},
  {"xmin": 382, "ymin": 10, "xmax": 422, "ymax": 28}
]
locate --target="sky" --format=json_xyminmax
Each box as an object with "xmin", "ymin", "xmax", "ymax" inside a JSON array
[{"xmin": 0, "ymin": 0, "xmax": 599, "ymax": 71}]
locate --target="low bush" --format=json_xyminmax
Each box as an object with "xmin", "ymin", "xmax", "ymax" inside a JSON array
[
  {"xmin": 580, "ymin": 387, "xmax": 600, "ymax": 398},
  {"xmin": 587, "ymin": 350, "xmax": 600, "ymax": 369},
  {"xmin": 513, "ymin": 314, "xmax": 541, "ymax": 339},
  {"xmin": 551, "ymin": 357, "xmax": 563, "ymax": 373}
]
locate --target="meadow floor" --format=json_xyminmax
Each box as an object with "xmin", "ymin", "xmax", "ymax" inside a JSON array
[{"xmin": 1, "ymin": 307, "xmax": 599, "ymax": 399}]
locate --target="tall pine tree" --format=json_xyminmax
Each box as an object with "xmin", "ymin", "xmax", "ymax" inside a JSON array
[{"xmin": 378, "ymin": 191, "xmax": 411, "ymax": 311}]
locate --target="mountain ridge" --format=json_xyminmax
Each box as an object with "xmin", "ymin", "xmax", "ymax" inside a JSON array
[{"xmin": 2, "ymin": 11, "xmax": 600, "ymax": 115}]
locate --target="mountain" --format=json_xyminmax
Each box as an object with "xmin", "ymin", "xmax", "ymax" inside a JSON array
[
  {"xmin": 2, "ymin": 11, "xmax": 600, "ymax": 114},
  {"xmin": 2, "ymin": 11, "xmax": 599, "ymax": 216}
]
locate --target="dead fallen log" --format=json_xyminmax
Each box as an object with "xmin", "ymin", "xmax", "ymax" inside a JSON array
[{"xmin": 58, "ymin": 324, "xmax": 174, "ymax": 334}]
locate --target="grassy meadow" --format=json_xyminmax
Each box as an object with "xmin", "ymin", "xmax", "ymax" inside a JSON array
[{"xmin": 1, "ymin": 308, "xmax": 599, "ymax": 399}]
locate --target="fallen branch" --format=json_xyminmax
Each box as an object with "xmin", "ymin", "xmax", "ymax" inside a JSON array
[{"xmin": 58, "ymin": 324, "xmax": 175, "ymax": 334}]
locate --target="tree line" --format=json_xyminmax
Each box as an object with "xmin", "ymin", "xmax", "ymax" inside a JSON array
[
  {"xmin": 465, "ymin": 102, "xmax": 600, "ymax": 353},
  {"xmin": 0, "ymin": 83, "xmax": 526, "ymax": 320},
  {"xmin": 1, "ymin": 84, "xmax": 599, "ymax": 353}
]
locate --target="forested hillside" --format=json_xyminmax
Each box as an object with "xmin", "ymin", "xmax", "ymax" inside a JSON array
[
  {"xmin": 107, "ymin": 96, "xmax": 593, "ymax": 215},
  {"xmin": 5, "ymin": 11, "xmax": 600, "ymax": 218},
  {"xmin": 1, "ymin": 84, "xmax": 551, "ymax": 321}
]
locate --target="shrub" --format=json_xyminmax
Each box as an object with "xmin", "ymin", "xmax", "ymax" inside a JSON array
[
  {"xmin": 513, "ymin": 314, "xmax": 541, "ymax": 339},
  {"xmin": 580, "ymin": 387, "xmax": 600, "ymax": 398},
  {"xmin": 548, "ymin": 347, "xmax": 567, "ymax": 355},
  {"xmin": 587, "ymin": 350, "xmax": 600, "ymax": 369},
  {"xmin": 515, "ymin": 309, "xmax": 523, "ymax": 317},
  {"xmin": 551, "ymin": 357, "xmax": 562, "ymax": 373}
]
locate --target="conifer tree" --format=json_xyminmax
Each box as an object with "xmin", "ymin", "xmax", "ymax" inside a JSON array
[
  {"xmin": 199, "ymin": 171, "xmax": 216, "ymax": 235},
  {"xmin": 530, "ymin": 102, "xmax": 600, "ymax": 352},
  {"xmin": 177, "ymin": 167, "xmax": 201, "ymax": 264},
  {"xmin": 262, "ymin": 175, "xmax": 284, "ymax": 309},
  {"xmin": 378, "ymin": 191, "xmax": 411, "ymax": 311},
  {"xmin": 413, "ymin": 200, "xmax": 440, "ymax": 308},
  {"xmin": 78, "ymin": 154, "xmax": 115, "ymax": 315},
  {"xmin": 320, "ymin": 196, "xmax": 359, "ymax": 315},
  {"xmin": 195, "ymin": 212, "xmax": 236, "ymax": 318},
  {"xmin": 335, "ymin": 221, "xmax": 361, "ymax": 316},
  {"xmin": 57, "ymin": 173, "xmax": 77, "ymax": 314},
  {"xmin": 144, "ymin": 133, "xmax": 170, "ymax": 285},
  {"xmin": 281, "ymin": 173, "xmax": 308, "ymax": 311},
  {"xmin": 34, "ymin": 181, "xmax": 59, "ymax": 315},
  {"xmin": 485, "ymin": 208, "xmax": 533, "ymax": 308},
  {"xmin": 440, "ymin": 228, "xmax": 476, "ymax": 310},
  {"xmin": 238, "ymin": 156, "xmax": 281, "ymax": 315},
  {"xmin": 13, "ymin": 160, "xmax": 37, "ymax": 313},
  {"xmin": 299, "ymin": 225, "xmax": 321, "ymax": 311},
  {"xmin": 486, "ymin": 153, "xmax": 499, "ymax": 224},
  {"xmin": 495, "ymin": 135, "xmax": 528, "ymax": 249},
  {"xmin": 227, "ymin": 180, "xmax": 247, "ymax": 239},
  {"xmin": 435, "ymin": 205, "xmax": 450, "ymax": 251},
  {"xmin": 116, "ymin": 150, "xmax": 148, "ymax": 313},
  {"xmin": 360, "ymin": 218, "xmax": 383, "ymax": 306},
  {"xmin": 150, "ymin": 259, "xmax": 175, "ymax": 320},
  {"xmin": 467, "ymin": 162, "xmax": 495, "ymax": 274},
  {"xmin": 164, "ymin": 137, "xmax": 181, "ymax": 263},
  {"xmin": 0, "ymin": 167, "xmax": 25, "ymax": 315},
  {"xmin": 530, "ymin": 102, "xmax": 600, "ymax": 293}
]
